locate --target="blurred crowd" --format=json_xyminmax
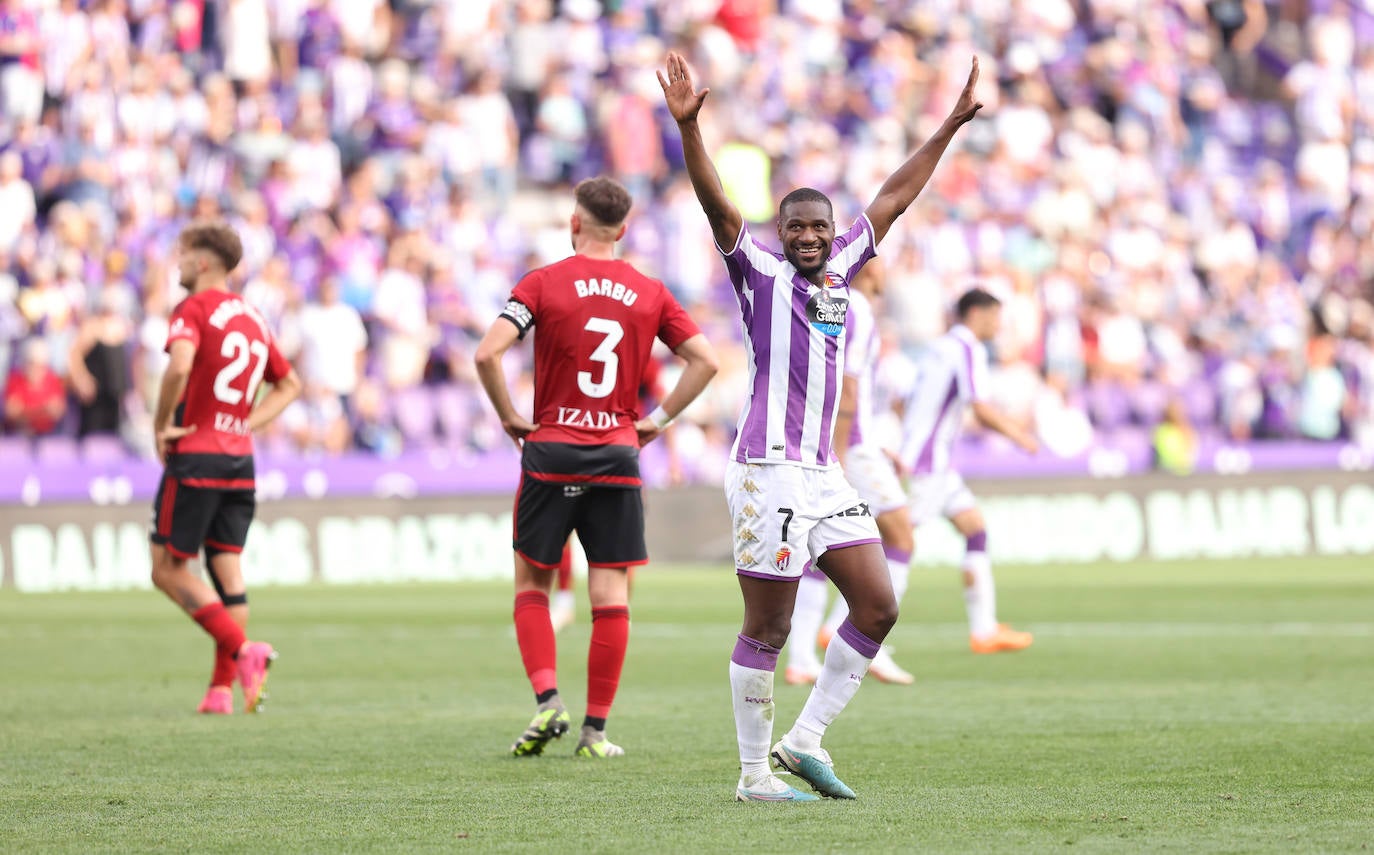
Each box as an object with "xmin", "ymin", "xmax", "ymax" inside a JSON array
[{"xmin": 1, "ymin": 0, "xmax": 1372, "ymax": 480}]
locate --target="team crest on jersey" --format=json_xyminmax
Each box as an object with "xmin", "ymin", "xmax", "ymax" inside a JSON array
[
  {"xmin": 806, "ymin": 285, "xmax": 848, "ymax": 337},
  {"xmin": 774, "ymin": 546, "xmax": 792, "ymax": 572}
]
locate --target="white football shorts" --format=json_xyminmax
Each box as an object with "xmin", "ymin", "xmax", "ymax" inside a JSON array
[
  {"xmin": 842, "ymin": 444, "xmax": 907, "ymax": 515},
  {"xmin": 725, "ymin": 461, "xmax": 881, "ymax": 581},
  {"xmin": 907, "ymin": 469, "xmax": 978, "ymax": 526}
]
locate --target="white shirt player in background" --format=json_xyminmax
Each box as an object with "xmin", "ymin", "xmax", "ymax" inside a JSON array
[
  {"xmin": 662, "ymin": 51, "xmax": 983, "ymax": 802},
  {"xmin": 786, "ymin": 260, "xmax": 916, "ymax": 686},
  {"xmin": 898, "ymin": 288, "xmax": 1039, "ymax": 653}
]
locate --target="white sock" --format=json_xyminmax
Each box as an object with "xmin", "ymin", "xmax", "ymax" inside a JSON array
[
  {"xmin": 787, "ymin": 574, "xmax": 828, "ymax": 670},
  {"xmin": 786, "ymin": 621, "xmax": 878, "ymax": 753},
  {"xmin": 963, "ymin": 551, "xmax": 997, "ymax": 637},
  {"xmin": 730, "ymin": 635, "xmax": 780, "ymax": 782},
  {"xmin": 887, "ymin": 556, "xmax": 910, "ymax": 604}
]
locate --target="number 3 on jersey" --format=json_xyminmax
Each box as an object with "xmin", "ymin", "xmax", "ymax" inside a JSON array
[
  {"xmin": 213, "ymin": 331, "xmax": 270, "ymax": 405},
  {"xmin": 578, "ymin": 317, "xmax": 623, "ymax": 399}
]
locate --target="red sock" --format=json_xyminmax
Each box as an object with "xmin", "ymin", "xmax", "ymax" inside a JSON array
[
  {"xmin": 586, "ymin": 606, "xmax": 630, "ymax": 720},
  {"xmin": 192, "ymin": 602, "xmax": 246, "ymax": 658},
  {"xmin": 210, "ymin": 647, "xmax": 236, "ymax": 688},
  {"xmin": 556, "ymin": 545, "xmax": 573, "ymax": 592},
  {"xmin": 513, "ymin": 591, "xmax": 558, "ymax": 696}
]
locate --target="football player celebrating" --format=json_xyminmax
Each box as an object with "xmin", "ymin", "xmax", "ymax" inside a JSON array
[{"xmin": 662, "ymin": 51, "xmax": 982, "ymax": 800}]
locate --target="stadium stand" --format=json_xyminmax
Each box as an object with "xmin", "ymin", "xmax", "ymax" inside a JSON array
[{"xmin": 0, "ymin": 0, "xmax": 1371, "ymax": 483}]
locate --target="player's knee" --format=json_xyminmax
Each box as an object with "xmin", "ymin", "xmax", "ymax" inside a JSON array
[
  {"xmin": 965, "ymin": 530, "xmax": 987, "ymax": 553},
  {"xmin": 872, "ymin": 599, "xmax": 899, "ymax": 636},
  {"xmin": 149, "ymin": 550, "xmax": 185, "ymax": 588},
  {"xmin": 849, "ymin": 594, "xmax": 898, "ymax": 639},
  {"xmin": 743, "ymin": 613, "xmax": 792, "ymax": 649}
]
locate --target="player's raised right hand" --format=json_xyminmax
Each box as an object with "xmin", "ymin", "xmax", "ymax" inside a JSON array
[
  {"xmin": 657, "ymin": 51, "xmax": 709, "ymax": 124},
  {"xmin": 501, "ymin": 414, "xmax": 539, "ymax": 448},
  {"xmin": 947, "ymin": 56, "xmax": 984, "ymax": 126}
]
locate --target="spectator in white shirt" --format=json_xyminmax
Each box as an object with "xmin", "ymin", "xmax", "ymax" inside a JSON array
[
  {"xmin": 300, "ymin": 275, "xmax": 368, "ymax": 402},
  {"xmin": 0, "ymin": 152, "xmax": 36, "ymax": 253},
  {"xmin": 371, "ymin": 240, "xmax": 429, "ymax": 389}
]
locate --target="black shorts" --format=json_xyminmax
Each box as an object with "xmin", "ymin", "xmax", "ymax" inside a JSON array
[
  {"xmin": 149, "ymin": 474, "xmax": 256, "ymax": 561},
  {"xmin": 513, "ymin": 475, "xmax": 647, "ymax": 569}
]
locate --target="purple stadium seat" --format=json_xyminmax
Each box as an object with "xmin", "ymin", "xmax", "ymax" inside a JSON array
[
  {"xmin": 434, "ymin": 384, "xmax": 473, "ymax": 447},
  {"xmin": 257, "ymin": 434, "xmax": 295, "ymax": 461},
  {"xmin": 34, "ymin": 435, "xmax": 79, "ymax": 464},
  {"xmin": 80, "ymin": 434, "xmax": 128, "ymax": 463},
  {"xmin": 392, "ymin": 386, "xmax": 439, "ymax": 448},
  {"xmin": 1129, "ymin": 382, "xmax": 1170, "ymax": 427},
  {"xmin": 1098, "ymin": 426, "xmax": 1152, "ymax": 457},
  {"xmin": 0, "ymin": 435, "xmax": 30, "ymax": 463},
  {"xmin": 1180, "ymin": 378, "xmax": 1218, "ymax": 427},
  {"xmin": 1085, "ymin": 381, "xmax": 1132, "ymax": 430}
]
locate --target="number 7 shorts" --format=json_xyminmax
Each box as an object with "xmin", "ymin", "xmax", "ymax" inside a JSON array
[{"xmin": 725, "ymin": 460, "xmax": 881, "ymax": 581}]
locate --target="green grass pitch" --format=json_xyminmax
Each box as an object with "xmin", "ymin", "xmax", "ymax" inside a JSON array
[{"xmin": 2, "ymin": 557, "xmax": 1372, "ymax": 853}]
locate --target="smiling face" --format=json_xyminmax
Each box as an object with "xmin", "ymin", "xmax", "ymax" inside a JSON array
[{"xmin": 777, "ymin": 199, "xmax": 834, "ymax": 279}]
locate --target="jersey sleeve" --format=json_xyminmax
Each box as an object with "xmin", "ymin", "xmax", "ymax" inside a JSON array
[
  {"xmin": 165, "ymin": 301, "xmax": 203, "ymax": 352},
  {"xmin": 828, "ymin": 216, "xmax": 878, "ymax": 287},
  {"xmin": 969, "ymin": 343, "xmax": 990, "ymax": 403},
  {"xmin": 500, "ymin": 270, "xmax": 540, "ymax": 339},
  {"xmin": 955, "ymin": 337, "xmax": 990, "ymax": 404},
  {"xmin": 718, "ymin": 226, "xmax": 780, "ymax": 293},
  {"xmin": 655, "ymin": 287, "xmax": 701, "ymax": 351},
  {"xmin": 263, "ymin": 337, "xmax": 292, "ymax": 384}
]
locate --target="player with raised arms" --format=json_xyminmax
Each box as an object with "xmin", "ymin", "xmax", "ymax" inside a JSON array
[
  {"xmin": 660, "ymin": 51, "xmax": 983, "ymax": 801},
  {"xmin": 475, "ymin": 176, "xmax": 719, "ymax": 759},
  {"xmin": 149, "ymin": 222, "xmax": 302, "ymax": 714},
  {"xmin": 899, "ymin": 288, "xmax": 1038, "ymax": 653}
]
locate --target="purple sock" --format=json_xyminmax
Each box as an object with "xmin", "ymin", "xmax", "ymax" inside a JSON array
[
  {"xmin": 731, "ymin": 634, "xmax": 780, "ymax": 672},
  {"xmin": 836, "ymin": 619, "xmax": 881, "ymax": 659}
]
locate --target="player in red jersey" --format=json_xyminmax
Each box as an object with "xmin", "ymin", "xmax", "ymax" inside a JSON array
[
  {"xmin": 475, "ymin": 176, "xmax": 719, "ymax": 758},
  {"xmin": 149, "ymin": 222, "xmax": 302, "ymax": 715}
]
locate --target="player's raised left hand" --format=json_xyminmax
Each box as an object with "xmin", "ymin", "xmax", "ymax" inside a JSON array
[
  {"xmin": 155, "ymin": 424, "xmax": 196, "ymax": 463},
  {"xmin": 947, "ymin": 56, "xmax": 983, "ymax": 126},
  {"xmin": 501, "ymin": 414, "xmax": 539, "ymax": 448}
]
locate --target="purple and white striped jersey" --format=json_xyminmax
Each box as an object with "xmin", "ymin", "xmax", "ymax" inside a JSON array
[
  {"xmin": 897, "ymin": 325, "xmax": 988, "ymax": 475},
  {"xmin": 842, "ymin": 288, "xmax": 879, "ymax": 449},
  {"xmin": 720, "ymin": 216, "xmax": 878, "ymax": 468}
]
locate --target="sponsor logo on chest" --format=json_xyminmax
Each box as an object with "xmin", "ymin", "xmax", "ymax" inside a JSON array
[{"xmin": 806, "ymin": 281, "xmax": 849, "ymax": 337}]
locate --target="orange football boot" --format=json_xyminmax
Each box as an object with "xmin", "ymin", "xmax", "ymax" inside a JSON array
[{"xmin": 970, "ymin": 624, "xmax": 1034, "ymax": 654}]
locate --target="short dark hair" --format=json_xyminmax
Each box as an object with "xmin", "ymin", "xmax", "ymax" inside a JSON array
[
  {"xmin": 778, "ymin": 187, "xmax": 833, "ymax": 220},
  {"xmin": 574, "ymin": 176, "xmax": 633, "ymax": 227},
  {"xmin": 180, "ymin": 221, "xmax": 244, "ymax": 272},
  {"xmin": 956, "ymin": 288, "xmax": 1001, "ymax": 320}
]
